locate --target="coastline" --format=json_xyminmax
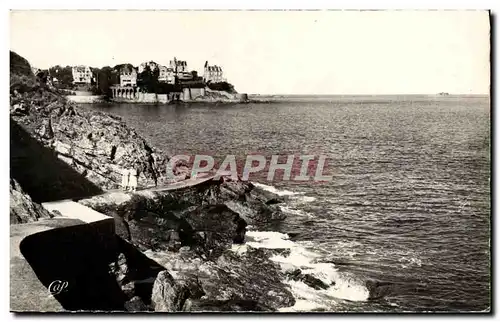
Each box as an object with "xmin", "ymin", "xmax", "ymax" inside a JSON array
[
  {"xmin": 10, "ymin": 51, "xmax": 300, "ymax": 312},
  {"xmin": 67, "ymin": 94, "xmax": 277, "ymax": 105},
  {"xmin": 67, "ymin": 91, "xmax": 253, "ymax": 105}
]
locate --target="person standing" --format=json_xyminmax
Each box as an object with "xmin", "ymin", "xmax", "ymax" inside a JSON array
[
  {"xmin": 121, "ymin": 168, "xmax": 130, "ymax": 191},
  {"xmin": 129, "ymin": 167, "xmax": 138, "ymax": 192}
]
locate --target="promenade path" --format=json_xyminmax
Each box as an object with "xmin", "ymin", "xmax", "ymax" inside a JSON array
[{"xmin": 40, "ymin": 171, "xmax": 227, "ymax": 222}]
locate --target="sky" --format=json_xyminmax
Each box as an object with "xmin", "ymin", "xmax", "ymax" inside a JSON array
[{"xmin": 10, "ymin": 10, "xmax": 490, "ymax": 95}]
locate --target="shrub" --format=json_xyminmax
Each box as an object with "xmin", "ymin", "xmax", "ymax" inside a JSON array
[{"xmin": 207, "ymin": 81, "xmax": 237, "ymax": 94}]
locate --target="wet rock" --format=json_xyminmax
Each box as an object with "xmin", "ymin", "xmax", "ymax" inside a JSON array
[
  {"xmin": 254, "ymin": 247, "xmax": 291, "ymax": 258},
  {"xmin": 194, "ymin": 248, "xmax": 295, "ymax": 311},
  {"xmin": 365, "ymin": 280, "xmax": 394, "ymax": 300},
  {"xmin": 144, "ymin": 247, "xmax": 295, "ymax": 312},
  {"xmin": 302, "ymin": 274, "xmax": 330, "ymax": 290},
  {"xmin": 287, "ymin": 232, "xmax": 301, "ymax": 239},
  {"xmin": 265, "ymin": 198, "xmax": 282, "ymax": 205},
  {"xmin": 286, "ymin": 268, "xmax": 330, "ymax": 290}
]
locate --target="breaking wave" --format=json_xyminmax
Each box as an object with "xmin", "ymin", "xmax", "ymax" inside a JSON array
[
  {"xmin": 279, "ymin": 205, "xmax": 315, "ymax": 218},
  {"xmin": 233, "ymin": 230, "xmax": 370, "ymax": 311},
  {"xmin": 252, "ymin": 182, "xmax": 303, "ymax": 196},
  {"xmin": 252, "ymin": 182, "xmax": 317, "ymax": 203}
]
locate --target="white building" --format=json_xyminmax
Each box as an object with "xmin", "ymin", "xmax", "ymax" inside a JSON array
[
  {"xmin": 203, "ymin": 61, "xmax": 224, "ymax": 83},
  {"xmin": 137, "ymin": 58, "xmax": 192, "ymax": 84},
  {"xmin": 158, "ymin": 65, "xmax": 176, "ymax": 84},
  {"xmin": 169, "ymin": 57, "xmax": 188, "ymax": 73},
  {"xmin": 72, "ymin": 65, "xmax": 92, "ymax": 84},
  {"xmin": 119, "ymin": 66, "xmax": 138, "ymax": 87}
]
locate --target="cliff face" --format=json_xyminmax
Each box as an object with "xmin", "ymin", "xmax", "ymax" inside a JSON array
[{"xmin": 10, "ymin": 178, "xmax": 53, "ymax": 224}]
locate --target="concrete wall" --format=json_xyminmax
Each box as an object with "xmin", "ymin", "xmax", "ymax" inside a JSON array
[
  {"xmin": 136, "ymin": 92, "xmax": 157, "ymax": 103},
  {"xmin": 182, "ymin": 87, "xmax": 206, "ymax": 100}
]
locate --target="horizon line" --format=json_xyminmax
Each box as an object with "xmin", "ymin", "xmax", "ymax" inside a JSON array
[{"xmin": 248, "ymin": 93, "xmax": 490, "ymax": 96}]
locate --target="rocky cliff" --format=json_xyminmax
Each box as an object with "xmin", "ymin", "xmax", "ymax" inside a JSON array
[
  {"xmin": 9, "ymin": 51, "xmax": 293, "ymax": 312},
  {"xmin": 10, "ymin": 178, "xmax": 53, "ymax": 224}
]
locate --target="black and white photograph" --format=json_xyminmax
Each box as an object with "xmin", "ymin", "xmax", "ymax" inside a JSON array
[{"xmin": 8, "ymin": 8, "xmax": 491, "ymax": 313}]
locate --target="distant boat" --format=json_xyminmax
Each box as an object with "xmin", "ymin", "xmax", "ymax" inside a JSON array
[{"xmin": 438, "ymin": 92, "xmax": 450, "ymax": 96}]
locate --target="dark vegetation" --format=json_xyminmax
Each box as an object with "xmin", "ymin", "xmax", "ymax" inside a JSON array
[
  {"xmin": 207, "ymin": 81, "xmax": 237, "ymax": 94},
  {"xmin": 90, "ymin": 66, "xmax": 119, "ymax": 97},
  {"xmin": 48, "ymin": 65, "xmax": 74, "ymax": 89}
]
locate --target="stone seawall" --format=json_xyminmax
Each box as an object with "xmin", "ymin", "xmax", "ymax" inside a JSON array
[
  {"xmin": 109, "ymin": 88, "xmax": 247, "ymax": 104},
  {"xmin": 111, "ymin": 92, "xmax": 182, "ymax": 104}
]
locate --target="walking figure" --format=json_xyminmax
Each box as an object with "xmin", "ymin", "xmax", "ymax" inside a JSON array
[
  {"xmin": 121, "ymin": 168, "xmax": 130, "ymax": 191},
  {"xmin": 129, "ymin": 167, "xmax": 138, "ymax": 192}
]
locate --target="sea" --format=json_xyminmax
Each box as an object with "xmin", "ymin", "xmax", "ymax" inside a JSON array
[{"xmin": 86, "ymin": 95, "xmax": 491, "ymax": 312}]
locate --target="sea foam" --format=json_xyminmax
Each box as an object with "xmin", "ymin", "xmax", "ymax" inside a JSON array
[{"xmin": 237, "ymin": 230, "xmax": 370, "ymax": 311}]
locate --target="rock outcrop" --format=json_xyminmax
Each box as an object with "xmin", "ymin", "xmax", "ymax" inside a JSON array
[
  {"xmin": 10, "ymin": 51, "xmax": 33, "ymax": 78},
  {"xmin": 10, "ymin": 178, "xmax": 53, "ymax": 224},
  {"xmin": 286, "ymin": 268, "xmax": 331, "ymax": 290},
  {"xmin": 146, "ymin": 246, "xmax": 295, "ymax": 312},
  {"xmin": 151, "ymin": 270, "xmax": 203, "ymax": 312},
  {"xmin": 79, "ymin": 178, "xmax": 284, "ymax": 253},
  {"xmin": 190, "ymin": 88, "xmax": 247, "ymax": 103},
  {"xmin": 11, "ymin": 100, "xmax": 169, "ymax": 192}
]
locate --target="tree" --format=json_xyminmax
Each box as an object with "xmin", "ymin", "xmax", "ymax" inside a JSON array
[
  {"xmin": 137, "ymin": 65, "xmax": 159, "ymax": 93},
  {"xmin": 92, "ymin": 66, "xmax": 118, "ymax": 97},
  {"xmin": 48, "ymin": 65, "xmax": 74, "ymax": 89},
  {"xmin": 114, "ymin": 63, "xmax": 135, "ymax": 72}
]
